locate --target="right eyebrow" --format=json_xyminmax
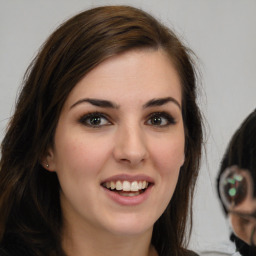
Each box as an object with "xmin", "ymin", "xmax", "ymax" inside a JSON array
[
  {"xmin": 143, "ymin": 97, "xmax": 181, "ymax": 110},
  {"xmin": 70, "ymin": 98, "xmax": 120, "ymax": 109}
]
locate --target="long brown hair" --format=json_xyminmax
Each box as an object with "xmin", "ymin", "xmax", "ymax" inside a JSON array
[{"xmin": 0, "ymin": 6, "xmax": 203, "ymax": 256}]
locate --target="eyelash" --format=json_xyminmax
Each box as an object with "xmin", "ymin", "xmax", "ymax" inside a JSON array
[
  {"xmin": 78, "ymin": 112, "xmax": 112, "ymax": 128},
  {"xmin": 145, "ymin": 112, "xmax": 176, "ymax": 127},
  {"xmin": 78, "ymin": 111, "xmax": 176, "ymax": 128}
]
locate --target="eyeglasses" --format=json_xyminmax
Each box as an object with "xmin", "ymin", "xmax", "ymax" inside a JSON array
[{"xmin": 219, "ymin": 165, "xmax": 256, "ymax": 246}]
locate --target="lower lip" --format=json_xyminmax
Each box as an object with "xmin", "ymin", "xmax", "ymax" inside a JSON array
[{"xmin": 102, "ymin": 185, "xmax": 153, "ymax": 206}]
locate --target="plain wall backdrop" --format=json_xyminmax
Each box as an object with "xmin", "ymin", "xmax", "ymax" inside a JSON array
[{"xmin": 1, "ymin": 0, "xmax": 256, "ymax": 255}]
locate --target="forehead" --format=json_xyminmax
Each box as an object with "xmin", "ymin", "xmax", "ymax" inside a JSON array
[{"xmin": 65, "ymin": 49, "xmax": 182, "ymax": 107}]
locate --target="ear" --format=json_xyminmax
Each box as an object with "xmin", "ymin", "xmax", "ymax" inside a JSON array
[{"xmin": 41, "ymin": 147, "xmax": 56, "ymax": 172}]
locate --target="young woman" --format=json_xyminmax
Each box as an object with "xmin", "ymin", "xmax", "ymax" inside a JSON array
[
  {"xmin": 217, "ymin": 109, "xmax": 256, "ymax": 256},
  {"xmin": 0, "ymin": 6, "xmax": 203, "ymax": 256}
]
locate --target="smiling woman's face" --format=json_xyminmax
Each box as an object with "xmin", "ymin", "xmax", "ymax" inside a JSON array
[{"xmin": 45, "ymin": 49, "xmax": 185, "ymax": 238}]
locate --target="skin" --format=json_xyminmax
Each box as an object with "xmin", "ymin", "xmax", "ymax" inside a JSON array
[
  {"xmin": 229, "ymin": 194, "xmax": 256, "ymax": 245},
  {"xmin": 229, "ymin": 213, "xmax": 256, "ymax": 245},
  {"xmin": 45, "ymin": 49, "xmax": 185, "ymax": 256}
]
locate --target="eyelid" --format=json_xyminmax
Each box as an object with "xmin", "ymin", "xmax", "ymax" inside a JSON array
[
  {"xmin": 78, "ymin": 112, "xmax": 113, "ymax": 127},
  {"xmin": 145, "ymin": 111, "xmax": 176, "ymax": 126}
]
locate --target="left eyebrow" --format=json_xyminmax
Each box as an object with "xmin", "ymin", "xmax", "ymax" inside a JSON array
[{"xmin": 143, "ymin": 97, "xmax": 181, "ymax": 110}]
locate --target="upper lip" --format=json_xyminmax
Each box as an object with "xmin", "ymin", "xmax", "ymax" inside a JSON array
[{"xmin": 101, "ymin": 174, "xmax": 154, "ymax": 184}]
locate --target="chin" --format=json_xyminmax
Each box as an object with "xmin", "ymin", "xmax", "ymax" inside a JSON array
[{"xmin": 102, "ymin": 214, "xmax": 155, "ymax": 237}]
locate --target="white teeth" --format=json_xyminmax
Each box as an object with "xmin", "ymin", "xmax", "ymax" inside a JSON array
[
  {"xmin": 116, "ymin": 181, "xmax": 122, "ymax": 191},
  {"xmin": 110, "ymin": 181, "xmax": 115, "ymax": 190},
  {"xmin": 123, "ymin": 181, "xmax": 131, "ymax": 191},
  {"xmin": 131, "ymin": 181, "xmax": 139, "ymax": 191},
  {"xmin": 103, "ymin": 180, "xmax": 149, "ymax": 192}
]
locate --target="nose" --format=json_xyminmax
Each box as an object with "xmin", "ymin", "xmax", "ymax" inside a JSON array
[{"xmin": 113, "ymin": 124, "xmax": 148, "ymax": 167}]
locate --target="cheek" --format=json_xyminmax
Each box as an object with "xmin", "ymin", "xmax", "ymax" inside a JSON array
[
  {"xmin": 230, "ymin": 214, "xmax": 252, "ymax": 245},
  {"xmin": 149, "ymin": 137, "xmax": 184, "ymax": 213},
  {"xmin": 150, "ymin": 135, "xmax": 185, "ymax": 204},
  {"xmin": 151, "ymin": 136, "xmax": 185, "ymax": 175},
  {"xmin": 54, "ymin": 133, "xmax": 112, "ymax": 178}
]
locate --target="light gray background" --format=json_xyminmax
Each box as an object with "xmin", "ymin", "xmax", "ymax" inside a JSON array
[{"xmin": 1, "ymin": 0, "xmax": 256, "ymax": 255}]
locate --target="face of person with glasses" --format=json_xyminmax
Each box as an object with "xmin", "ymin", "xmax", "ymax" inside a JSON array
[{"xmin": 219, "ymin": 165, "xmax": 256, "ymax": 246}]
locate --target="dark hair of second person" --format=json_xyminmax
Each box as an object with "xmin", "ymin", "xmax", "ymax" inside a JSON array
[{"xmin": 217, "ymin": 109, "xmax": 256, "ymax": 256}]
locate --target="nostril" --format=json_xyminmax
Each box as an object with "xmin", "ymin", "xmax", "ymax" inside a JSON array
[{"xmin": 117, "ymin": 154, "xmax": 146, "ymax": 166}]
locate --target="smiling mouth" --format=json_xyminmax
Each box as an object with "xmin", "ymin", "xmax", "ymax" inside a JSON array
[{"xmin": 102, "ymin": 180, "xmax": 150, "ymax": 197}]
